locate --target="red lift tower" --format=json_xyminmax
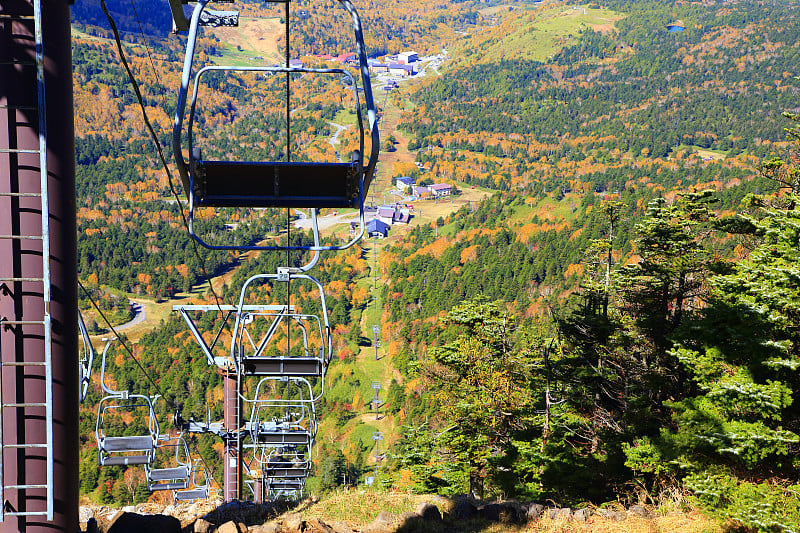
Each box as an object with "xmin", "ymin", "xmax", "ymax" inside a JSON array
[{"xmin": 0, "ymin": 0, "xmax": 79, "ymax": 531}]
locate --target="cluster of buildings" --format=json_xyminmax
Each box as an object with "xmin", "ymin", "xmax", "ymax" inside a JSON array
[
  {"xmin": 369, "ymin": 50, "xmax": 419, "ymax": 77},
  {"xmin": 347, "ymin": 175, "xmax": 454, "ymax": 239},
  {"xmin": 395, "ymin": 176, "xmax": 452, "ymax": 199},
  {"xmin": 280, "ymin": 50, "xmax": 421, "ymax": 80},
  {"xmin": 351, "ymin": 203, "xmax": 413, "ymax": 239}
]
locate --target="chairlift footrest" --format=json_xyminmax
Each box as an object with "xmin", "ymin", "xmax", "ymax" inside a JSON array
[
  {"xmin": 266, "ymin": 467, "xmax": 308, "ymax": 478},
  {"xmin": 101, "ymin": 455, "xmax": 152, "ymax": 466},
  {"xmin": 267, "ymin": 480, "xmax": 304, "ymax": 490},
  {"xmin": 149, "ymin": 481, "xmax": 190, "ymax": 491}
]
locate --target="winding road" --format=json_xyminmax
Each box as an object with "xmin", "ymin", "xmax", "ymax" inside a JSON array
[
  {"xmin": 328, "ymin": 122, "xmax": 347, "ymax": 162},
  {"xmin": 114, "ymin": 300, "xmax": 146, "ymax": 331}
]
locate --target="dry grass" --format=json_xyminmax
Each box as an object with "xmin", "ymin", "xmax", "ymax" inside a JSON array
[
  {"xmin": 269, "ymin": 489, "xmax": 721, "ymax": 533},
  {"xmin": 296, "ymin": 489, "xmax": 443, "ymax": 526},
  {"xmin": 517, "ymin": 512, "xmax": 721, "ymax": 533}
]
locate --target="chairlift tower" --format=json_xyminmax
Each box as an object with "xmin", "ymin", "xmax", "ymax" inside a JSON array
[
  {"xmin": 371, "ymin": 381, "xmax": 381, "ymax": 420},
  {"xmin": 372, "ymin": 431, "xmax": 384, "ymax": 476},
  {"xmin": 372, "ymin": 324, "xmax": 380, "ymax": 361},
  {"xmin": 0, "ymin": 0, "xmax": 78, "ymax": 530}
]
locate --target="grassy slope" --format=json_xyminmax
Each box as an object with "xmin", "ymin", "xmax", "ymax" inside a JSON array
[{"xmin": 453, "ymin": 4, "xmax": 625, "ymax": 66}]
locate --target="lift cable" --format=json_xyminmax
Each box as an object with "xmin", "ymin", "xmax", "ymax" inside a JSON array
[
  {"xmin": 77, "ymin": 278, "xmax": 177, "ymax": 414},
  {"xmin": 127, "ymin": 0, "xmax": 170, "ymax": 111},
  {"xmin": 99, "ymin": 0, "xmax": 224, "ymax": 312}
]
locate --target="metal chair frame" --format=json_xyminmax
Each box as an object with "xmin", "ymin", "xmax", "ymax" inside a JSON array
[
  {"xmin": 172, "ymin": 0, "xmax": 379, "ymax": 252},
  {"xmin": 95, "ymin": 339, "xmax": 160, "ymax": 467},
  {"xmin": 174, "ymin": 459, "xmax": 214, "ymax": 501},
  {"xmin": 231, "ymin": 274, "xmax": 332, "ymax": 391},
  {"xmin": 147, "ymin": 433, "xmax": 192, "ymax": 491},
  {"xmin": 78, "ymin": 311, "xmax": 95, "ymax": 402}
]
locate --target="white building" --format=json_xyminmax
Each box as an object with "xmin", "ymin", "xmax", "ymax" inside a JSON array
[{"xmin": 398, "ymin": 51, "xmax": 418, "ymax": 64}]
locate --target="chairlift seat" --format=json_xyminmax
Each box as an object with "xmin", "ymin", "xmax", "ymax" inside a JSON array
[
  {"xmin": 102, "ymin": 435, "xmax": 155, "ymax": 453},
  {"xmin": 149, "ymin": 466, "xmax": 190, "ymax": 482},
  {"xmin": 241, "ymin": 355, "xmax": 324, "ymax": 376},
  {"xmin": 193, "ymin": 160, "xmax": 360, "ymax": 209},
  {"xmin": 174, "ymin": 488, "xmax": 208, "ymax": 501}
]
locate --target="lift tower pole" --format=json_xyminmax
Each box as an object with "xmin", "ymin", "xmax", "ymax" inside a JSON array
[{"xmin": 0, "ymin": 0, "xmax": 79, "ymax": 530}]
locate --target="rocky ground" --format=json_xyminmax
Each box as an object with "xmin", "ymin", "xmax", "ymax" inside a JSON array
[{"xmin": 80, "ymin": 495, "xmax": 721, "ymax": 533}]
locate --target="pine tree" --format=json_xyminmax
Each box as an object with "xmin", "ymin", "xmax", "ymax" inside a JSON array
[
  {"xmin": 664, "ymin": 108, "xmax": 800, "ymax": 531},
  {"xmin": 421, "ymin": 296, "xmax": 535, "ymax": 498}
]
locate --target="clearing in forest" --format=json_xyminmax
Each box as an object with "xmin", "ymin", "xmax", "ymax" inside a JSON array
[
  {"xmin": 455, "ymin": 4, "xmax": 624, "ymax": 65},
  {"xmin": 213, "ymin": 16, "xmax": 284, "ymax": 66}
]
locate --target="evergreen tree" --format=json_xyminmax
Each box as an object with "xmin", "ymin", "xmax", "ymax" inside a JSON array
[
  {"xmin": 421, "ymin": 296, "xmax": 535, "ymax": 498},
  {"xmin": 664, "ymin": 133, "xmax": 800, "ymax": 530}
]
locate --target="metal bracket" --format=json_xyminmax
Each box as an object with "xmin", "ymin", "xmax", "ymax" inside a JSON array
[{"xmin": 276, "ymin": 267, "xmax": 300, "ymax": 282}]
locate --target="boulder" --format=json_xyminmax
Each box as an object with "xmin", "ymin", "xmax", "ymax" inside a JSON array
[
  {"xmin": 477, "ymin": 502, "xmax": 520, "ymax": 523},
  {"xmin": 573, "ymin": 508, "xmax": 592, "ymax": 522},
  {"xmin": 216, "ymin": 521, "xmax": 241, "ymax": 533},
  {"xmin": 105, "ymin": 512, "xmax": 181, "ymax": 533},
  {"xmin": 326, "ymin": 521, "xmax": 354, "ymax": 533},
  {"xmin": 250, "ymin": 523, "xmax": 280, "ymax": 533},
  {"xmin": 193, "ymin": 518, "xmax": 214, "ymax": 533},
  {"xmin": 305, "ymin": 517, "xmax": 335, "ymax": 533},
  {"xmin": 414, "ymin": 502, "xmax": 441, "ymax": 522},
  {"xmin": 598, "ymin": 509, "xmax": 626, "ymax": 521},
  {"xmin": 546, "ymin": 508, "xmax": 572, "ymax": 521},
  {"xmin": 452, "ymin": 499, "xmax": 476, "ymax": 520},
  {"xmin": 628, "ymin": 505, "xmax": 651, "ymax": 518},
  {"xmin": 79, "ymin": 506, "xmax": 96, "ymax": 525},
  {"xmin": 525, "ymin": 503, "xmax": 545, "ymax": 521},
  {"xmin": 361, "ymin": 511, "xmax": 402, "ymax": 533},
  {"xmin": 283, "ymin": 513, "xmax": 304, "ymax": 533}
]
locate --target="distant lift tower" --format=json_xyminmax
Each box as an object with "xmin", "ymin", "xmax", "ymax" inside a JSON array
[{"xmin": 0, "ymin": 0, "xmax": 79, "ymax": 531}]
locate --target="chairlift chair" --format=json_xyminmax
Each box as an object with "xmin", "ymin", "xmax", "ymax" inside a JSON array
[
  {"xmin": 172, "ymin": 0, "xmax": 379, "ymax": 251},
  {"xmin": 262, "ymin": 446, "xmax": 311, "ymax": 479},
  {"xmin": 231, "ymin": 274, "xmax": 332, "ymax": 383},
  {"xmin": 243, "ymin": 377, "xmax": 316, "ymax": 473},
  {"xmin": 95, "ymin": 338, "xmax": 160, "ymax": 466},
  {"xmin": 245, "ymin": 418, "xmax": 315, "ymax": 447},
  {"xmin": 266, "ymin": 478, "xmax": 304, "ymax": 500},
  {"xmin": 244, "ymin": 377, "xmax": 316, "ymax": 438},
  {"xmin": 147, "ymin": 433, "xmax": 192, "ymax": 491},
  {"xmin": 174, "ymin": 459, "xmax": 213, "ymax": 501}
]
